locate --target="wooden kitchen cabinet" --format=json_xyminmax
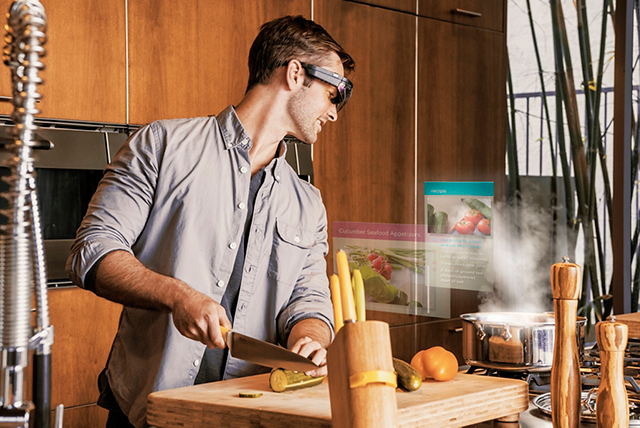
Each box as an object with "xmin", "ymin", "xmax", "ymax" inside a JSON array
[
  {"xmin": 314, "ymin": 0, "xmax": 506, "ymax": 361},
  {"xmin": 343, "ymin": 0, "xmax": 416, "ymax": 14},
  {"xmin": 127, "ymin": 0, "xmax": 310, "ymax": 125},
  {"xmin": 314, "ymin": 0, "xmax": 417, "ymax": 330},
  {"xmin": 0, "ymin": 0, "xmax": 127, "ymax": 123},
  {"xmin": 418, "ymin": 0, "xmax": 505, "ymax": 32},
  {"xmin": 23, "ymin": 287, "xmax": 122, "ymax": 426}
]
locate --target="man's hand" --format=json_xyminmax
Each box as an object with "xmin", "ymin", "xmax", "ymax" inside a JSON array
[
  {"xmin": 287, "ymin": 318, "xmax": 332, "ymax": 377},
  {"xmin": 171, "ymin": 286, "xmax": 232, "ymax": 349}
]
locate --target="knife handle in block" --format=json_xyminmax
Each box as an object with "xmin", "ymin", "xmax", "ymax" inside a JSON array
[
  {"xmin": 330, "ymin": 274, "xmax": 344, "ymax": 332},
  {"xmin": 550, "ymin": 259, "xmax": 582, "ymax": 428},
  {"xmin": 336, "ymin": 250, "xmax": 356, "ymax": 322},
  {"xmin": 353, "ymin": 269, "xmax": 366, "ymax": 322},
  {"xmin": 596, "ymin": 319, "xmax": 629, "ymax": 428}
]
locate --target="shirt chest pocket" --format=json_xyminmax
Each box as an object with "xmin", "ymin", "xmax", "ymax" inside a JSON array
[{"xmin": 268, "ymin": 219, "xmax": 315, "ymax": 285}]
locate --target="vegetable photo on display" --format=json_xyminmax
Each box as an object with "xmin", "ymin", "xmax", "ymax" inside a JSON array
[
  {"xmin": 427, "ymin": 198, "xmax": 492, "ymax": 236},
  {"xmin": 343, "ymin": 246, "xmax": 425, "ymax": 307}
]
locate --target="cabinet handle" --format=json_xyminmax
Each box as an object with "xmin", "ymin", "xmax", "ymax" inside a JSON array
[
  {"xmin": 450, "ymin": 327, "xmax": 463, "ymax": 333},
  {"xmin": 453, "ymin": 8, "xmax": 482, "ymax": 18}
]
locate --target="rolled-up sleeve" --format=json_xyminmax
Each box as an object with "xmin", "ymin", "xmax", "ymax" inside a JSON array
[
  {"xmin": 66, "ymin": 123, "xmax": 161, "ymax": 289},
  {"xmin": 277, "ymin": 199, "xmax": 334, "ymax": 343}
]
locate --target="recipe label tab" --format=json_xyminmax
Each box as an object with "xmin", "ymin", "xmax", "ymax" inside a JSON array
[{"xmin": 424, "ymin": 181, "xmax": 494, "ymax": 293}]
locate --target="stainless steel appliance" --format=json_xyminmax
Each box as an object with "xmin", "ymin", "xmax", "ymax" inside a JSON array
[{"xmin": 0, "ymin": 121, "xmax": 129, "ymax": 285}]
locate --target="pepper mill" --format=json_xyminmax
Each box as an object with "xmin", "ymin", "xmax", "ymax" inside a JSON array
[
  {"xmin": 596, "ymin": 317, "xmax": 629, "ymax": 428},
  {"xmin": 550, "ymin": 258, "xmax": 582, "ymax": 428}
]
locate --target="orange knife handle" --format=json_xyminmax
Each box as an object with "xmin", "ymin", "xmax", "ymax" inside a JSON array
[
  {"xmin": 330, "ymin": 274, "xmax": 344, "ymax": 332},
  {"xmin": 336, "ymin": 250, "xmax": 356, "ymax": 322},
  {"xmin": 219, "ymin": 325, "xmax": 230, "ymax": 346}
]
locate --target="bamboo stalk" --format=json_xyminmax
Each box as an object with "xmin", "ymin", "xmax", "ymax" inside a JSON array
[{"xmin": 506, "ymin": 57, "xmax": 521, "ymax": 202}]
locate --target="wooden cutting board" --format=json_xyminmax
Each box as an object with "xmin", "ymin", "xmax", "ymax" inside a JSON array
[
  {"xmin": 147, "ymin": 373, "xmax": 529, "ymax": 428},
  {"xmin": 612, "ymin": 312, "xmax": 640, "ymax": 339}
]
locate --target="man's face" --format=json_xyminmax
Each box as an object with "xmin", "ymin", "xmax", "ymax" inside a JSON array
[{"xmin": 287, "ymin": 54, "xmax": 345, "ymax": 144}]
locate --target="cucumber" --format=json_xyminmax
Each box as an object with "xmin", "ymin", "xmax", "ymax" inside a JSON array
[
  {"xmin": 426, "ymin": 204, "xmax": 435, "ymax": 232},
  {"xmin": 269, "ymin": 369, "xmax": 324, "ymax": 393},
  {"xmin": 393, "ymin": 357, "xmax": 422, "ymax": 392},
  {"xmin": 462, "ymin": 198, "xmax": 492, "ymax": 220},
  {"xmin": 433, "ymin": 211, "xmax": 448, "ymax": 234},
  {"xmin": 239, "ymin": 392, "xmax": 263, "ymax": 398}
]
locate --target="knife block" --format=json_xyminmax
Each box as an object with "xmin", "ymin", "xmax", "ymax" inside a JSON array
[{"xmin": 327, "ymin": 320, "xmax": 398, "ymax": 428}]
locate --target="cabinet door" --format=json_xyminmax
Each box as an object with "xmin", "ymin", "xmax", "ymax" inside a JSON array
[
  {"xmin": 314, "ymin": 0, "xmax": 416, "ymax": 328},
  {"xmin": 128, "ymin": 0, "xmax": 310, "ymax": 125},
  {"xmin": 343, "ymin": 0, "xmax": 416, "ymax": 14},
  {"xmin": 417, "ymin": 17, "xmax": 506, "ymax": 318},
  {"xmin": 0, "ymin": 0, "xmax": 127, "ymax": 122},
  {"xmin": 24, "ymin": 287, "xmax": 122, "ymax": 410}
]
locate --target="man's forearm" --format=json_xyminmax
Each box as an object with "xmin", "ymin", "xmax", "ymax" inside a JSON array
[
  {"xmin": 94, "ymin": 250, "xmax": 191, "ymax": 311},
  {"xmin": 287, "ymin": 318, "xmax": 332, "ymax": 349}
]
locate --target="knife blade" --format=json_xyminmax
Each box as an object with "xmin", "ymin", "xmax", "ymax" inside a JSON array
[{"xmin": 220, "ymin": 326, "xmax": 319, "ymax": 372}]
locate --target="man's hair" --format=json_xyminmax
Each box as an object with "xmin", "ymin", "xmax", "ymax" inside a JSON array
[{"xmin": 246, "ymin": 15, "xmax": 355, "ymax": 92}]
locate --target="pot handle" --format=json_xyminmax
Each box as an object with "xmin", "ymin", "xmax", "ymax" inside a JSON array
[
  {"xmin": 496, "ymin": 323, "xmax": 513, "ymax": 341},
  {"xmin": 473, "ymin": 322, "xmax": 486, "ymax": 340}
]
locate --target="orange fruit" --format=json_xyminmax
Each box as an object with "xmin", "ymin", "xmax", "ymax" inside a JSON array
[{"xmin": 410, "ymin": 346, "xmax": 458, "ymax": 382}]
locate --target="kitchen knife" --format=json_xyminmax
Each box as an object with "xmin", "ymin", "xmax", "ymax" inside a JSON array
[{"xmin": 219, "ymin": 326, "xmax": 319, "ymax": 372}]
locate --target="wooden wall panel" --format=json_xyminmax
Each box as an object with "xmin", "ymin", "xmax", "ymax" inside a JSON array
[
  {"xmin": 0, "ymin": 0, "xmax": 127, "ymax": 122},
  {"xmin": 344, "ymin": 0, "xmax": 416, "ymax": 14},
  {"xmin": 416, "ymin": 17, "xmax": 506, "ymax": 321},
  {"xmin": 314, "ymin": 0, "xmax": 416, "ymax": 328},
  {"xmin": 313, "ymin": 0, "xmax": 416, "ymax": 257},
  {"xmin": 24, "ymin": 287, "xmax": 122, "ymax": 412},
  {"xmin": 128, "ymin": 0, "xmax": 310, "ymax": 125}
]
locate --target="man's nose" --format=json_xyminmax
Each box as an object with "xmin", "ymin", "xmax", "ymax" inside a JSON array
[{"xmin": 327, "ymin": 104, "xmax": 338, "ymax": 122}]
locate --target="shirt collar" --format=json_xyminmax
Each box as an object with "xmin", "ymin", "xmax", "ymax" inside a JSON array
[
  {"xmin": 218, "ymin": 105, "xmax": 287, "ymax": 181},
  {"xmin": 218, "ymin": 105, "xmax": 252, "ymax": 151}
]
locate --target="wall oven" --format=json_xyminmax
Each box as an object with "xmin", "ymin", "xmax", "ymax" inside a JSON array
[{"xmin": 0, "ymin": 122, "xmax": 129, "ymax": 286}]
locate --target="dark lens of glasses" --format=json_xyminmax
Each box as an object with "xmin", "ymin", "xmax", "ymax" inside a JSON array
[{"xmin": 300, "ymin": 62, "xmax": 352, "ymax": 111}]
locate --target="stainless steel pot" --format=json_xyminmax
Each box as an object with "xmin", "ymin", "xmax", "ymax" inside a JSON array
[{"xmin": 460, "ymin": 312, "xmax": 586, "ymax": 371}]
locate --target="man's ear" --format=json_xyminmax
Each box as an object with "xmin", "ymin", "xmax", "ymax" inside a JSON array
[{"xmin": 285, "ymin": 60, "xmax": 305, "ymax": 90}]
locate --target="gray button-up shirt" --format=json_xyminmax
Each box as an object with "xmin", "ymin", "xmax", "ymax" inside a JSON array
[{"xmin": 66, "ymin": 106, "xmax": 333, "ymax": 428}]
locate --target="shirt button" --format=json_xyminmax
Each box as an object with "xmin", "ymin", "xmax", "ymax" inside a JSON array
[
  {"xmin": 229, "ymin": 242, "xmax": 237, "ymax": 250},
  {"xmin": 294, "ymin": 236, "xmax": 300, "ymax": 243},
  {"xmin": 217, "ymin": 280, "xmax": 225, "ymax": 288},
  {"xmin": 245, "ymin": 265, "xmax": 252, "ymax": 273},
  {"xmin": 239, "ymin": 166, "xmax": 248, "ymax": 174},
  {"xmin": 238, "ymin": 202, "xmax": 246, "ymax": 209},
  {"xmin": 275, "ymin": 175, "xmax": 281, "ymax": 181},
  {"xmin": 193, "ymin": 359, "xmax": 200, "ymax": 367}
]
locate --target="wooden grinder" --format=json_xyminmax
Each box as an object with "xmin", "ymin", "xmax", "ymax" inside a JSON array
[
  {"xmin": 595, "ymin": 318, "xmax": 629, "ymax": 428},
  {"xmin": 550, "ymin": 258, "xmax": 582, "ymax": 428}
]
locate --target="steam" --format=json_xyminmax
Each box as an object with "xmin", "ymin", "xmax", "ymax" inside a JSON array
[{"xmin": 479, "ymin": 190, "xmax": 561, "ymax": 314}]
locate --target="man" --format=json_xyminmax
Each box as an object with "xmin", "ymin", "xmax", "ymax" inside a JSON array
[{"xmin": 66, "ymin": 15, "xmax": 354, "ymax": 428}]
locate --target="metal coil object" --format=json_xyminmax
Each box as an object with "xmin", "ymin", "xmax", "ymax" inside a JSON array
[{"xmin": 0, "ymin": 0, "xmax": 50, "ymax": 417}]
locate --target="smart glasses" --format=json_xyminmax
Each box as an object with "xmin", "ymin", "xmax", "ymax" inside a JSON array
[{"xmin": 300, "ymin": 62, "xmax": 353, "ymax": 111}]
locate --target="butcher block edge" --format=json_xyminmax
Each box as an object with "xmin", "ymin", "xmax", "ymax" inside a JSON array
[{"xmin": 147, "ymin": 372, "xmax": 529, "ymax": 428}]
